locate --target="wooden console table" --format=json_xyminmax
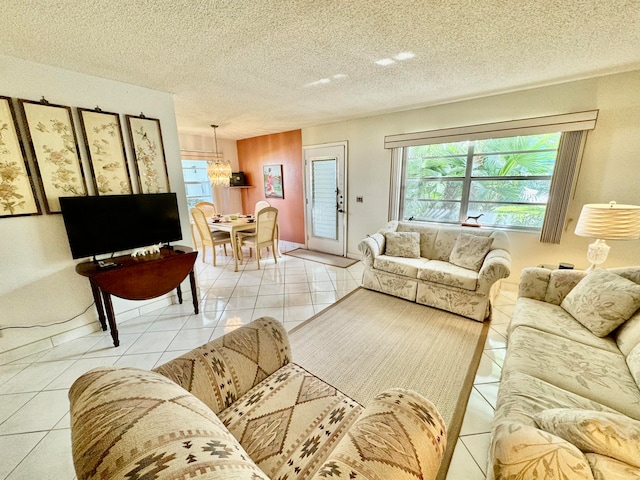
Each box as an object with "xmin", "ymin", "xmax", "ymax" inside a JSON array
[{"xmin": 76, "ymin": 246, "xmax": 198, "ymax": 347}]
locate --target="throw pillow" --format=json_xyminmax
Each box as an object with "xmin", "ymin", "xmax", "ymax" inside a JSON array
[
  {"xmin": 449, "ymin": 233, "xmax": 493, "ymax": 272},
  {"xmin": 384, "ymin": 232, "xmax": 421, "ymax": 258},
  {"xmin": 535, "ymin": 408, "xmax": 640, "ymax": 469},
  {"xmin": 561, "ymin": 269, "xmax": 640, "ymax": 337}
]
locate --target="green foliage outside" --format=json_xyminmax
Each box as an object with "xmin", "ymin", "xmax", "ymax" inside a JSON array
[{"xmin": 404, "ymin": 133, "xmax": 561, "ymax": 228}]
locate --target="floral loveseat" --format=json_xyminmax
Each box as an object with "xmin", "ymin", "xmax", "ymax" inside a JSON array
[
  {"xmin": 358, "ymin": 221, "xmax": 511, "ymax": 321},
  {"xmin": 490, "ymin": 267, "xmax": 640, "ymax": 479},
  {"xmin": 69, "ymin": 317, "xmax": 447, "ymax": 480}
]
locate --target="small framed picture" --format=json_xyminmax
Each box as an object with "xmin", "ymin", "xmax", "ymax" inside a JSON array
[
  {"xmin": 78, "ymin": 107, "xmax": 132, "ymax": 195},
  {"xmin": 263, "ymin": 164, "xmax": 284, "ymax": 199},
  {"xmin": 0, "ymin": 96, "xmax": 41, "ymax": 217},
  {"xmin": 19, "ymin": 98, "xmax": 87, "ymax": 213},
  {"xmin": 125, "ymin": 114, "xmax": 170, "ymax": 193}
]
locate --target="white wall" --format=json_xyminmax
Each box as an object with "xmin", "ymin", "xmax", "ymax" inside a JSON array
[
  {"xmin": 0, "ymin": 55, "xmax": 191, "ymax": 358},
  {"xmin": 302, "ymin": 70, "xmax": 640, "ymax": 286}
]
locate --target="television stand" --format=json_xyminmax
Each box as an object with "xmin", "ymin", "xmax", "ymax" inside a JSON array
[{"xmin": 76, "ymin": 246, "xmax": 198, "ymax": 347}]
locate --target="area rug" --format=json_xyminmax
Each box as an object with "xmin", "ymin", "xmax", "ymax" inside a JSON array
[
  {"xmin": 289, "ymin": 287, "xmax": 490, "ymax": 480},
  {"xmin": 284, "ymin": 248, "xmax": 359, "ymax": 268}
]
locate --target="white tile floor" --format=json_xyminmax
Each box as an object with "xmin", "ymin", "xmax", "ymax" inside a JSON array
[{"xmin": 0, "ymin": 241, "xmax": 515, "ymax": 479}]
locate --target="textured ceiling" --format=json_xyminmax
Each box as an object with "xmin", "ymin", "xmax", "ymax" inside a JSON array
[{"xmin": 2, "ymin": 1, "xmax": 640, "ymax": 140}]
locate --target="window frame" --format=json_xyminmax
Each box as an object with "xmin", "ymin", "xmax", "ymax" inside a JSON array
[
  {"xmin": 399, "ymin": 137, "xmax": 559, "ymax": 231},
  {"xmin": 386, "ymin": 111, "xmax": 598, "ymax": 241}
]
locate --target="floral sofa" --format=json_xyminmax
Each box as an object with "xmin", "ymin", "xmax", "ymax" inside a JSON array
[
  {"xmin": 69, "ymin": 317, "xmax": 447, "ymax": 480},
  {"xmin": 358, "ymin": 221, "xmax": 511, "ymax": 321},
  {"xmin": 490, "ymin": 267, "xmax": 640, "ymax": 479}
]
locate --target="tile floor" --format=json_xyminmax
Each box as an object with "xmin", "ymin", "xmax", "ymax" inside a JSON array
[{"xmin": 0, "ymin": 241, "xmax": 515, "ymax": 479}]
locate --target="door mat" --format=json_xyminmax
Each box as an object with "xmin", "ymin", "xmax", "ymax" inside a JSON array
[{"xmin": 284, "ymin": 248, "xmax": 358, "ymax": 268}]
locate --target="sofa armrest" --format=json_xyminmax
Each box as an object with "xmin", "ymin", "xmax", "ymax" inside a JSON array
[
  {"xmin": 69, "ymin": 367, "xmax": 270, "ymax": 480},
  {"xmin": 154, "ymin": 316, "xmax": 291, "ymax": 414},
  {"xmin": 477, "ymin": 249, "xmax": 512, "ymax": 294},
  {"xmin": 311, "ymin": 389, "xmax": 446, "ymax": 480},
  {"xmin": 517, "ymin": 267, "xmax": 553, "ymax": 301},
  {"xmin": 490, "ymin": 422, "xmax": 594, "ymax": 480},
  {"xmin": 358, "ymin": 233, "xmax": 385, "ymax": 267}
]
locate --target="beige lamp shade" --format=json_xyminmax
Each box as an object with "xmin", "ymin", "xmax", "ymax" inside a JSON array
[{"xmin": 574, "ymin": 202, "xmax": 640, "ymax": 239}]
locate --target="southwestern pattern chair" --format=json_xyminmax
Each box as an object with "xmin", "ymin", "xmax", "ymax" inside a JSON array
[{"xmin": 69, "ymin": 317, "xmax": 447, "ymax": 480}]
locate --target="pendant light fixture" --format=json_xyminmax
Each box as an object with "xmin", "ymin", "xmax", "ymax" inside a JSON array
[{"xmin": 206, "ymin": 124, "xmax": 232, "ymax": 187}]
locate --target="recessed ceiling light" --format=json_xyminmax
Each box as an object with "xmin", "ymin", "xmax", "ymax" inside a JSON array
[
  {"xmin": 375, "ymin": 58, "xmax": 395, "ymax": 66},
  {"xmin": 394, "ymin": 52, "xmax": 415, "ymax": 61}
]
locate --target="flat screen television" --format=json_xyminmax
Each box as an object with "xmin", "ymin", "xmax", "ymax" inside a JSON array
[{"xmin": 60, "ymin": 193, "xmax": 183, "ymax": 260}]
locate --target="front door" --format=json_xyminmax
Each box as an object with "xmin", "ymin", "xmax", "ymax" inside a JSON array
[{"xmin": 303, "ymin": 143, "xmax": 347, "ymax": 256}]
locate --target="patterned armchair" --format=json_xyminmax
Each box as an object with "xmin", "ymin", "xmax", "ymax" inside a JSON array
[{"xmin": 69, "ymin": 317, "xmax": 447, "ymax": 480}]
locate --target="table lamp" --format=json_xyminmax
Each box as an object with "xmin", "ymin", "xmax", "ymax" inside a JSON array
[{"xmin": 574, "ymin": 201, "xmax": 640, "ymax": 270}]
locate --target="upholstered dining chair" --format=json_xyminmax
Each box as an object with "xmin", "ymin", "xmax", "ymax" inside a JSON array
[
  {"xmin": 194, "ymin": 201, "xmax": 218, "ymax": 219},
  {"xmin": 236, "ymin": 207, "xmax": 278, "ymax": 269},
  {"xmin": 190, "ymin": 207, "xmax": 231, "ymax": 266}
]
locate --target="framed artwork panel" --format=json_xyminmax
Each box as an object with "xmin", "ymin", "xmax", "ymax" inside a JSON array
[
  {"xmin": 0, "ymin": 96, "xmax": 41, "ymax": 217},
  {"xmin": 125, "ymin": 114, "xmax": 170, "ymax": 193},
  {"xmin": 263, "ymin": 164, "xmax": 284, "ymax": 199},
  {"xmin": 19, "ymin": 98, "xmax": 87, "ymax": 213},
  {"xmin": 78, "ymin": 107, "xmax": 132, "ymax": 195}
]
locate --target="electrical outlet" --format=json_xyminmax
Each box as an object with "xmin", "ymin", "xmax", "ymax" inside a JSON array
[{"xmin": 356, "ymin": 196, "xmax": 363, "ymax": 203}]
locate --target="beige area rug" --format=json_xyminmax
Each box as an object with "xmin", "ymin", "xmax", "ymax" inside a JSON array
[
  {"xmin": 284, "ymin": 248, "xmax": 359, "ymax": 268},
  {"xmin": 289, "ymin": 288, "xmax": 490, "ymax": 480}
]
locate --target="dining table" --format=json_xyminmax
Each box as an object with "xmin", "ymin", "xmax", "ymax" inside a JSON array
[{"xmin": 208, "ymin": 216, "xmax": 281, "ymax": 272}]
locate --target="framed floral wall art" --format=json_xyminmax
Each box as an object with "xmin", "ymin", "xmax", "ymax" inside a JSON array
[
  {"xmin": 78, "ymin": 107, "xmax": 132, "ymax": 195},
  {"xmin": 263, "ymin": 164, "xmax": 284, "ymax": 199},
  {"xmin": 125, "ymin": 114, "xmax": 170, "ymax": 193},
  {"xmin": 0, "ymin": 96, "xmax": 41, "ymax": 218},
  {"xmin": 19, "ymin": 98, "xmax": 87, "ymax": 213}
]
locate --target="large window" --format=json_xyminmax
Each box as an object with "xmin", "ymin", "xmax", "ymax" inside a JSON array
[{"xmin": 402, "ymin": 133, "xmax": 561, "ymax": 229}]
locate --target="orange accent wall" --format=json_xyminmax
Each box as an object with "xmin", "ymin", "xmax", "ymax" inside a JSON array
[{"xmin": 236, "ymin": 130, "xmax": 304, "ymax": 244}]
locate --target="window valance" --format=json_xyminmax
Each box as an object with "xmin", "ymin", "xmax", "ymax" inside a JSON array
[{"xmin": 384, "ymin": 110, "xmax": 598, "ymax": 149}]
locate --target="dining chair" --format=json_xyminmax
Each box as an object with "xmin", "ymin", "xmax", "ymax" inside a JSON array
[
  {"xmin": 254, "ymin": 200, "xmax": 270, "ymax": 216},
  {"xmin": 190, "ymin": 207, "xmax": 231, "ymax": 266},
  {"xmin": 236, "ymin": 207, "xmax": 278, "ymax": 269},
  {"xmin": 194, "ymin": 201, "xmax": 218, "ymax": 219}
]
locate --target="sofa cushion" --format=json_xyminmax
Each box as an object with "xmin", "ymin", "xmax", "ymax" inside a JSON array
[
  {"xmin": 544, "ymin": 269, "xmax": 588, "ymax": 305},
  {"xmin": 384, "ymin": 231, "xmax": 421, "ymax": 258},
  {"xmin": 628, "ymin": 343, "xmax": 640, "ymax": 390},
  {"xmin": 503, "ymin": 326, "xmax": 640, "ymax": 419},
  {"xmin": 586, "ymin": 454, "xmax": 640, "ymax": 480},
  {"xmin": 508, "ymin": 298, "xmax": 620, "ymax": 354},
  {"xmin": 374, "ymin": 255, "xmax": 428, "ymax": 278},
  {"xmin": 491, "ymin": 423, "xmax": 594, "ymax": 480},
  {"xmin": 218, "ymin": 362, "xmax": 363, "ymax": 480},
  {"xmin": 417, "ymin": 260, "xmax": 478, "ymax": 291},
  {"xmin": 561, "ymin": 269, "xmax": 640, "ymax": 337},
  {"xmin": 535, "ymin": 409, "xmax": 640, "ymax": 468},
  {"xmin": 69, "ymin": 367, "xmax": 270, "ymax": 480},
  {"xmin": 396, "ymin": 223, "xmax": 439, "ymax": 258},
  {"xmin": 449, "ymin": 233, "xmax": 493, "ymax": 272},
  {"xmin": 493, "ymin": 371, "xmax": 622, "ymax": 430},
  {"xmin": 616, "ymin": 311, "xmax": 640, "ymax": 356}
]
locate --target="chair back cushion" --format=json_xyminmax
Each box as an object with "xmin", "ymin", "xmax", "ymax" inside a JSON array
[{"xmin": 154, "ymin": 317, "xmax": 291, "ymax": 414}]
